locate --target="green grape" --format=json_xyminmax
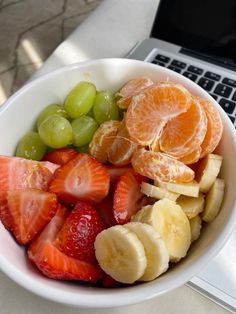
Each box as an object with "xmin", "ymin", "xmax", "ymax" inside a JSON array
[
  {"xmin": 15, "ymin": 131, "xmax": 47, "ymax": 161},
  {"xmin": 76, "ymin": 145, "xmax": 89, "ymax": 154},
  {"xmin": 71, "ymin": 116, "xmax": 98, "ymax": 147},
  {"xmin": 93, "ymin": 91, "xmax": 119, "ymax": 124},
  {"xmin": 36, "ymin": 104, "xmax": 68, "ymax": 130},
  {"xmin": 87, "ymin": 109, "xmax": 94, "ymax": 118},
  {"xmin": 64, "ymin": 81, "xmax": 96, "ymax": 119},
  {"xmin": 39, "ymin": 114, "xmax": 73, "ymax": 148}
]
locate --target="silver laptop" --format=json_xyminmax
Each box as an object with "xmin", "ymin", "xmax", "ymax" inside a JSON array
[{"xmin": 127, "ymin": 0, "xmax": 236, "ymax": 312}]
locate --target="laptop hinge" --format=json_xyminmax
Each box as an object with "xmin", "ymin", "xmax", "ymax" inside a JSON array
[{"xmin": 180, "ymin": 48, "xmax": 236, "ymax": 71}]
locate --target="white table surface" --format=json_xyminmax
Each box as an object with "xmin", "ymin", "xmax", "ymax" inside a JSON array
[{"xmin": 0, "ymin": 0, "xmax": 231, "ymax": 313}]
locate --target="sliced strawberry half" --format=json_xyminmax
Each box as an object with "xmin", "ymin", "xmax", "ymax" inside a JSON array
[
  {"xmin": 113, "ymin": 170, "xmax": 144, "ymax": 224},
  {"xmin": 106, "ymin": 165, "xmax": 147, "ymax": 186},
  {"xmin": 28, "ymin": 205, "xmax": 103, "ymax": 282},
  {"xmin": 0, "ymin": 156, "xmax": 59, "ymax": 195},
  {"xmin": 43, "ymin": 148, "xmax": 78, "ymax": 166},
  {"xmin": 106, "ymin": 165, "xmax": 132, "ymax": 184},
  {"xmin": 102, "ymin": 275, "xmax": 120, "ymax": 287},
  {"xmin": 49, "ymin": 153, "xmax": 110, "ymax": 204},
  {"xmin": 55, "ymin": 201, "xmax": 105, "ymax": 263},
  {"xmin": 0, "ymin": 189, "xmax": 58, "ymax": 244},
  {"xmin": 96, "ymin": 195, "xmax": 116, "ymax": 227}
]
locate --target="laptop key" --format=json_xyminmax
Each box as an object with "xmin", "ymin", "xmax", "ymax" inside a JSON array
[
  {"xmin": 222, "ymin": 77, "xmax": 236, "ymax": 88},
  {"xmin": 209, "ymin": 94, "xmax": 218, "ymax": 101},
  {"xmin": 204, "ymin": 71, "xmax": 221, "ymax": 81},
  {"xmin": 168, "ymin": 65, "xmax": 182, "ymax": 73},
  {"xmin": 183, "ymin": 71, "xmax": 198, "ymax": 82},
  {"xmin": 214, "ymin": 83, "xmax": 232, "ymax": 98},
  {"xmin": 152, "ymin": 60, "xmax": 165, "ymax": 66},
  {"xmin": 188, "ymin": 65, "xmax": 203, "ymax": 75},
  {"xmin": 198, "ymin": 77, "xmax": 215, "ymax": 91},
  {"xmin": 219, "ymin": 98, "xmax": 236, "ymax": 114},
  {"xmin": 232, "ymin": 91, "xmax": 236, "ymax": 101},
  {"xmin": 171, "ymin": 60, "xmax": 186, "ymax": 69},
  {"xmin": 155, "ymin": 54, "xmax": 170, "ymax": 63}
]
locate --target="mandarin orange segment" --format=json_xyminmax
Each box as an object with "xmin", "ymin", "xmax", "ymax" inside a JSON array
[
  {"xmin": 178, "ymin": 147, "xmax": 202, "ymax": 165},
  {"xmin": 131, "ymin": 148, "xmax": 195, "ymax": 183},
  {"xmin": 116, "ymin": 77, "xmax": 153, "ymax": 109},
  {"xmin": 89, "ymin": 120, "xmax": 121, "ymax": 163},
  {"xmin": 159, "ymin": 98, "xmax": 207, "ymax": 158},
  {"xmin": 125, "ymin": 83, "xmax": 191, "ymax": 146},
  {"xmin": 108, "ymin": 120, "xmax": 137, "ymax": 166},
  {"xmin": 150, "ymin": 139, "xmax": 160, "ymax": 152},
  {"xmin": 198, "ymin": 98, "xmax": 223, "ymax": 158}
]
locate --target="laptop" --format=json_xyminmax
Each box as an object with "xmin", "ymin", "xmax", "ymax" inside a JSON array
[{"xmin": 127, "ymin": 0, "xmax": 236, "ymax": 312}]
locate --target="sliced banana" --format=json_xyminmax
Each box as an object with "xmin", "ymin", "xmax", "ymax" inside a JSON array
[
  {"xmin": 131, "ymin": 205, "xmax": 156, "ymax": 227},
  {"xmin": 94, "ymin": 225, "xmax": 147, "ymax": 284},
  {"xmin": 155, "ymin": 180, "xmax": 199, "ymax": 197},
  {"xmin": 132, "ymin": 199, "xmax": 191, "ymax": 262},
  {"xmin": 189, "ymin": 215, "xmax": 202, "ymax": 242},
  {"xmin": 202, "ymin": 178, "xmax": 225, "ymax": 223},
  {"xmin": 195, "ymin": 153, "xmax": 223, "ymax": 193},
  {"xmin": 177, "ymin": 193, "xmax": 205, "ymax": 219},
  {"xmin": 141, "ymin": 182, "xmax": 179, "ymax": 201},
  {"xmin": 125, "ymin": 222, "xmax": 169, "ymax": 281}
]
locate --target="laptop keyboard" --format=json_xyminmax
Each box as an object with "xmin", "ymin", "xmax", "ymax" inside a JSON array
[{"xmin": 151, "ymin": 54, "xmax": 236, "ymax": 127}]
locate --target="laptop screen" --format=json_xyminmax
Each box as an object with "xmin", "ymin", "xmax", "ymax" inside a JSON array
[{"xmin": 151, "ymin": 0, "xmax": 236, "ymax": 67}]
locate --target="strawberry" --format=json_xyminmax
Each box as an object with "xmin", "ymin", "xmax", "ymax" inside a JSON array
[
  {"xmin": 0, "ymin": 189, "xmax": 58, "ymax": 244},
  {"xmin": 0, "ymin": 156, "xmax": 59, "ymax": 196},
  {"xmin": 106, "ymin": 165, "xmax": 132, "ymax": 184},
  {"xmin": 56, "ymin": 201, "xmax": 105, "ymax": 263},
  {"xmin": 49, "ymin": 153, "xmax": 110, "ymax": 204},
  {"xmin": 96, "ymin": 196, "xmax": 116, "ymax": 227},
  {"xmin": 28, "ymin": 205, "xmax": 103, "ymax": 282},
  {"xmin": 102, "ymin": 275, "xmax": 120, "ymax": 287},
  {"xmin": 106, "ymin": 165, "xmax": 147, "ymax": 186},
  {"xmin": 41, "ymin": 161, "xmax": 60, "ymax": 173},
  {"xmin": 113, "ymin": 170, "xmax": 144, "ymax": 224},
  {"xmin": 43, "ymin": 148, "xmax": 78, "ymax": 166}
]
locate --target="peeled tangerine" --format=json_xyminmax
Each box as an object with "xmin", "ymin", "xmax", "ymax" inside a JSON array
[
  {"xmin": 159, "ymin": 97, "xmax": 207, "ymax": 158},
  {"xmin": 108, "ymin": 120, "xmax": 137, "ymax": 166},
  {"xmin": 198, "ymin": 98, "xmax": 223, "ymax": 158},
  {"xmin": 125, "ymin": 83, "xmax": 191, "ymax": 146},
  {"xmin": 116, "ymin": 77, "xmax": 154, "ymax": 109},
  {"xmin": 89, "ymin": 120, "xmax": 120, "ymax": 163},
  {"xmin": 131, "ymin": 148, "xmax": 194, "ymax": 183}
]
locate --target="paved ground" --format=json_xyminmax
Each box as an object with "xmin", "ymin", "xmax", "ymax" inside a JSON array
[{"xmin": 0, "ymin": 0, "xmax": 102, "ymax": 105}]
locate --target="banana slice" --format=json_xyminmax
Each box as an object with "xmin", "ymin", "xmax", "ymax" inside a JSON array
[
  {"xmin": 141, "ymin": 182, "xmax": 179, "ymax": 201},
  {"xmin": 132, "ymin": 199, "xmax": 191, "ymax": 262},
  {"xmin": 125, "ymin": 222, "xmax": 169, "ymax": 281},
  {"xmin": 131, "ymin": 205, "xmax": 155, "ymax": 226},
  {"xmin": 154, "ymin": 180, "xmax": 199, "ymax": 197},
  {"xmin": 177, "ymin": 193, "xmax": 205, "ymax": 219},
  {"xmin": 189, "ymin": 215, "xmax": 202, "ymax": 242},
  {"xmin": 202, "ymin": 178, "xmax": 225, "ymax": 222},
  {"xmin": 94, "ymin": 225, "xmax": 147, "ymax": 284},
  {"xmin": 195, "ymin": 153, "xmax": 223, "ymax": 193}
]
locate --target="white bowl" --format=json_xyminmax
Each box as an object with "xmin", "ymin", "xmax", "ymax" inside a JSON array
[{"xmin": 0, "ymin": 58, "xmax": 235, "ymax": 308}]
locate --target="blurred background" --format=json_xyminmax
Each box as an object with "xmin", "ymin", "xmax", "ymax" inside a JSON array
[{"xmin": 0, "ymin": 0, "xmax": 103, "ymax": 105}]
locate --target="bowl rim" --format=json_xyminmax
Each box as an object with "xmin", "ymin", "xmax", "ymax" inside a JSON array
[{"xmin": 0, "ymin": 58, "xmax": 236, "ymax": 308}]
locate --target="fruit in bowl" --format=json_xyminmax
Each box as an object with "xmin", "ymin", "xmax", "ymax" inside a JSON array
[{"xmin": 0, "ymin": 59, "xmax": 235, "ymax": 308}]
